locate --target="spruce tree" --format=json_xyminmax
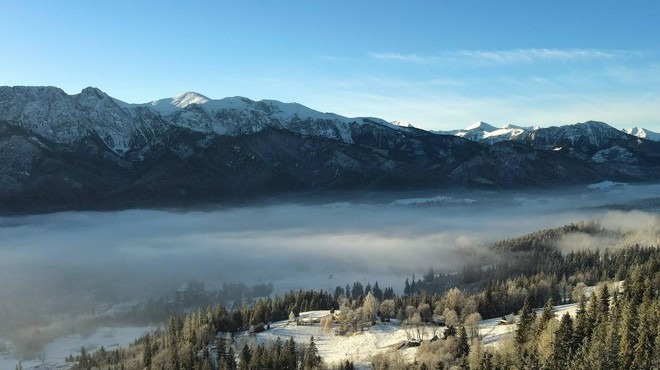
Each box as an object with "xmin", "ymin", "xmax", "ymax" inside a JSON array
[
  {"xmin": 597, "ymin": 284, "xmax": 610, "ymax": 320},
  {"xmin": 457, "ymin": 326, "xmax": 470, "ymax": 359},
  {"xmin": 239, "ymin": 344, "xmax": 251, "ymax": 370},
  {"xmin": 632, "ymin": 304, "xmax": 654, "ymax": 369},
  {"xmin": 618, "ymin": 300, "xmax": 638, "ymax": 369},
  {"xmin": 537, "ymin": 298, "xmax": 554, "ymax": 333},
  {"xmin": 142, "ymin": 333, "xmax": 152, "ymax": 370},
  {"xmin": 281, "ymin": 337, "xmax": 298, "ymax": 370},
  {"xmin": 226, "ymin": 346, "xmax": 237, "ymax": 370},
  {"xmin": 515, "ymin": 298, "xmax": 534, "ymax": 345},
  {"xmin": 573, "ymin": 299, "xmax": 590, "ymax": 347},
  {"xmin": 553, "ymin": 313, "xmax": 573, "ymax": 370},
  {"xmin": 303, "ymin": 336, "xmax": 321, "ymax": 370}
]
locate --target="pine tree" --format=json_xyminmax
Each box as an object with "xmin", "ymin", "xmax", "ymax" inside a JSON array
[
  {"xmin": 537, "ymin": 298, "xmax": 554, "ymax": 333},
  {"xmin": 239, "ymin": 344, "xmax": 251, "ymax": 370},
  {"xmin": 217, "ymin": 342, "xmax": 228, "ymax": 370},
  {"xmin": 553, "ymin": 313, "xmax": 573, "ymax": 370},
  {"xmin": 597, "ymin": 284, "xmax": 610, "ymax": 320},
  {"xmin": 248, "ymin": 345, "xmax": 264, "ymax": 370},
  {"xmin": 632, "ymin": 302, "xmax": 654, "ymax": 369},
  {"xmin": 457, "ymin": 326, "xmax": 469, "ymax": 359},
  {"xmin": 372, "ymin": 281, "xmax": 383, "ymax": 300},
  {"xmin": 79, "ymin": 346, "xmax": 88, "ymax": 369},
  {"xmin": 618, "ymin": 300, "xmax": 638, "ymax": 369},
  {"xmin": 602, "ymin": 321, "xmax": 621, "ymax": 370},
  {"xmin": 281, "ymin": 337, "xmax": 298, "ymax": 370},
  {"xmin": 515, "ymin": 298, "xmax": 534, "ymax": 345},
  {"xmin": 273, "ymin": 337, "xmax": 283, "ymax": 367},
  {"xmin": 476, "ymin": 352, "xmax": 494, "ymax": 370},
  {"xmin": 226, "ymin": 346, "xmax": 237, "ymax": 370},
  {"xmin": 573, "ymin": 299, "xmax": 590, "ymax": 347},
  {"xmin": 142, "ymin": 333, "xmax": 153, "ymax": 370},
  {"xmin": 303, "ymin": 336, "xmax": 321, "ymax": 370}
]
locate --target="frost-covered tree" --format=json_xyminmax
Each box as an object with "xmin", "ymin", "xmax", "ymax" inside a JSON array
[
  {"xmin": 380, "ymin": 299, "xmax": 395, "ymax": 321},
  {"xmin": 442, "ymin": 308, "xmax": 459, "ymax": 327},
  {"xmin": 464, "ymin": 312, "xmax": 482, "ymax": 339},
  {"xmin": 362, "ymin": 292, "xmax": 379, "ymax": 323}
]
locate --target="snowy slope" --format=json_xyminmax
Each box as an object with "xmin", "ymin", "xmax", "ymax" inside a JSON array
[
  {"xmin": 624, "ymin": 127, "xmax": 660, "ymax": 141},
  {"xmin": 253, "ymin": 312, "xmax": 410, "ymax": 367},
  {"xmin": 0, "ymin": 87, "xmax": 401, "ymax": 154},
  {"xmin": 527, "ymin": 121, "xmax": 631, "ymax": 149},
  {"xmin": 435, "ymin": 121, "xmax": 534, "ymax": 144},
  {"xmin": 0, "ymin": 86, "xmax": 90, "ymax": 144},
  {"xmin": 436, "ymin": 120, "xmax": 637, "ymax": 151},
  {"xmin": 250, "ymin": 299, "xmax": 585, "ymax": 368}
]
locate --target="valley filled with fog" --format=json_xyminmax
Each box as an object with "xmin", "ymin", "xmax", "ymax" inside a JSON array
[{"xmin": 1, "ymin": 182, "xmax": 659, "ymax": 367}]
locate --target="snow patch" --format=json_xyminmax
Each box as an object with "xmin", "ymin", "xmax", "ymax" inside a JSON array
[
  {"xmin": 587, "ymin": 181, "xmax": 628, "ymax": 189},
  {"xmin": 590, "ymin": 146, "xmax": 637, "ymax": 164}
]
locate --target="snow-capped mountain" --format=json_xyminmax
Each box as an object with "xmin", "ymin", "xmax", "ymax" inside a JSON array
[
  {"xmin": 0, "ymin": 86, "xmax": 401, "ymax": 156},
  {"xmin": 526, "ymin": 121, "xmax": 630, "ymax": 148},
  {"xmin": 436, "ymin": 120, "xmax": 651, "ymax": 150},
  {"xmin": 624, "ymin": 127, "xmax": 660, "ymax": 141},
  {"xmin": 434, "ymin": 121, "xmax": 534, "ymax": 143},
  {"xmin": 435, "ymin": 120, "xmax": 657, "ymax": 163},
  {"xmin": 0, "ymin": 86, "xmax": 658, "ymax": 213}
]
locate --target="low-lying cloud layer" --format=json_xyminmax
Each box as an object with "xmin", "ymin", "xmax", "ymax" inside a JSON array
[{"xmin": 0, "ymin": 184, "xmax": 658, "ymax": 320}]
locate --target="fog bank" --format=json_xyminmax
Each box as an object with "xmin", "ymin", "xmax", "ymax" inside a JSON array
[{"xmin": 1, "ymin": 183, "xmax": 658, "ymax": 303}]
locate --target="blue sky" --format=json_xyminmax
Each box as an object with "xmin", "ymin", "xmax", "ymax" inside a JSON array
[{"xmin": 2, "ymin": 1, "xmax": 659, "ymax": 131}]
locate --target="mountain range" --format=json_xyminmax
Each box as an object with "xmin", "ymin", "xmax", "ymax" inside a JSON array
[
  {"xmin": 1, "ymin": 86, "xmax": 659, "ymax": 213},
  {"xmin": 435, "ymin": 121, "xmax": 660, "ymax": 145}
]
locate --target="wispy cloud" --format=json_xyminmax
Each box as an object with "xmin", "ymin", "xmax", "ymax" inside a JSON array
[
  {"xmin": 369, "ymin": 52, "xmax": 439, "ymax": 64},
  {"xmin": 455, "ymin": 48, "xmax": 621, "ymax": 63},
  {"xmin": 370, "ymin": 48, "xmax": 627, "ymax": 65}
]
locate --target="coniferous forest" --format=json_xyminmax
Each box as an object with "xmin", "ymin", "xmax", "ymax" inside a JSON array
[{"xmin": 56, "ymin": 222, "xmax": 659, "ymax": 370}]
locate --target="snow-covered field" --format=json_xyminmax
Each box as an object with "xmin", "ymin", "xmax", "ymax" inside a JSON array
[
  {"xmin": 243, "ymin": 302, "xmax": 581, "ymax": 368},
  {"xmin": 247, "ymin": 311, "xmax": 413, "ymax": 368},
  {"xmin": 0, "ymin": 326, "xmax": 155, "ymax": 370}
]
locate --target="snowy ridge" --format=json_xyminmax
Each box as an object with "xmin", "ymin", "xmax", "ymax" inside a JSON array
[
  {"xmin": 465, "ymin": 121, "xmax": 498, "ymax": 131},
  {"xmin": 0, "ymin": 86, "xmax": 654, "ymax": 160},
  {"xmin": 624, "ymin": 127, "xmax": 660, "ymax": 141},
  {"xmin": 0, "ymin": 86, "xmax": 401, "ymax": 155},
  {"xmin": 0, "ymin": 86, "xmax": 90, "ymax": 144},
  {"xmin": 435, "ymin": 121, "xmax": 534, "ymax": 143},
  {"xmin": 526, "ymin": 121, "xmax": 632, "ymax": 151},
  {"xmin": 435, "ymin": 120, "xmax": 638, "ymax": 151}
]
